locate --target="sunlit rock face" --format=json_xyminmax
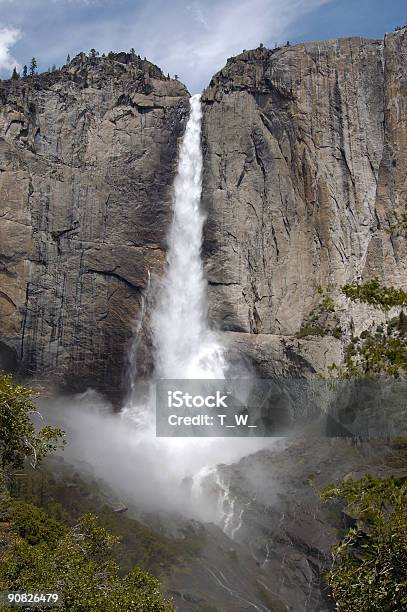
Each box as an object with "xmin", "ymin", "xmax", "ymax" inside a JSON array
[
  {"xmin": 0, "ymin": 53, "xmax": 189, "ymax": 398},
  {"xmin": 202, "ymin": 31, "xmax": 406, "ymax": 375},
  {"xmin": 0, "ymin": 30, "xmax": 406, "ymax": 394}
]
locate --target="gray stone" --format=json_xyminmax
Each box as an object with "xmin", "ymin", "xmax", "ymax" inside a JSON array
[
  {"xmin": 0, "ymin": 53, "xmax": 189, "ymax": 400},
  {"xmin": 202, "ymin": 33, "xmax": 406, "ymax": 375}
]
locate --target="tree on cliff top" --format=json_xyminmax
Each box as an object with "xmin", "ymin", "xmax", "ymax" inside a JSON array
[{"xmin": 29, "ymin": 57, "xmax": 37, "ymax": 76}]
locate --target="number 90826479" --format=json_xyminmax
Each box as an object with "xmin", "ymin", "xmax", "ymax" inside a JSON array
[{"xmin": 0, "ymin": 592, "xmax": 61, "ymax": 607}]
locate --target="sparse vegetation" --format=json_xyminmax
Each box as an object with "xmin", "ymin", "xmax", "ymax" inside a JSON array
[
  {"xmin": 342, "ymin": 279, "xmax": 407, "ymax": 311},
  {"xmin": 297, "ymin": 287, "xmax": 342, "ymax": 339},
  {"xmin": 330, "ymin": 311, "xmax": 407, "ymax": 378},
  {"xmin": 328, "ymin": 281, "xmax": 407, "ymax": 377}
]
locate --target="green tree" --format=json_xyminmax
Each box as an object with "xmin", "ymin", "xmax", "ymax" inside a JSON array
[
  {"xmin": 321, "ymin": 476, "xmax": 407, "ymax": 611},
  {"xmin": 0, "ymin": 371, "xmax": 65, "ymax": 473},
  {"xmin": 11, "ymin": 67, "xmax": 19, "ymax": 80},
  {"xmin": 22, "ymin": 65, "xmax": 28, "ymax": 78},
  {"xmin": 29, "ymin": 57, "xmax": 37, "ymax": 76},
  {"xmin": 342, "ymin": 278, "xmax": 407, "ymax": 311},
  {"xmin": 89, "ymin": 48, "xmax": 98, "ymax": 59},
  {"xmin": 66, "ymin": 53, "xmax": 71, "ymax": 64},
  {"xmin": 11, "ymin": 499, "xmax": 66, "ymax": 546},
  {"xmin": 0, "ymin": 511, "xmax": 175, "ymax": 611}
]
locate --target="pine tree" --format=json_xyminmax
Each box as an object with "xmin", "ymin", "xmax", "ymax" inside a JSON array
[
  {"xmin": 52, "ymin": 64, "xmax": 56, "ymax": 72},
  {"xmin": 11, "ymin": 67, "xmax": 20, "ymax": 80},
  {"xmin": 23, "ymin": 65, "xmax": 28, "ymax": 78},
  {"xmin": 29, "ymin": 57, "xmax": 37, "ymax": 76},
  {"xmin": 66, "ymin": 54, "xmax": 71, "ymax": 64},
  {"xmin": 130, "ymin": 47, "xmax": 135, "ymax": 55},
  {"xmin": 89, "ymin": 48, "xmax": 98, "ymax": 59}
]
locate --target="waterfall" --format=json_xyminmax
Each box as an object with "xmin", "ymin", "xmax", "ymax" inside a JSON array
[
  {"xmin": 152, "ymin": 94, "xmax": 226, "ymax": 380},
  {"xmin": 49, "ymin": 95, "xmax": 267, "ymax": 526}
]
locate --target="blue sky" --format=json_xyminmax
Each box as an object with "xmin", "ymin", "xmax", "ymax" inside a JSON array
[{"xmin": 0, "ymin": 0, "xmax": 405, "ymax": 92}]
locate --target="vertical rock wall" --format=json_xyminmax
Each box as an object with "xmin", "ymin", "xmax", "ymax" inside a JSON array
[
  {"xmin": 201, "ymin": 32, "xmax": 406, "ymax": 374},
  {"xmin": 0, "ymin": 54, "xmax": 189, "ymax": 398}
]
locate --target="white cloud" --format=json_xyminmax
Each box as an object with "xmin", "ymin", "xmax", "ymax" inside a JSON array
[
  {"xmin": 131, "ymin": 0, "xmax": 334, "ymax": 92},
  {"xmin": 0, "ymin": 26, "xmax": 21, "ymax": 72},
  {"xmin": 0, "ymin": 0, "xmax": 334, "ymax": 89}
]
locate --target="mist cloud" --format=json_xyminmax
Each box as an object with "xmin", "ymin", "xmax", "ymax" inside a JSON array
[{"xmin": 40, "ymin": 390, "xmax": 271, "ymax": 522}]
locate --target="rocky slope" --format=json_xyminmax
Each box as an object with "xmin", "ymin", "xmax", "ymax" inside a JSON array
[
  {"xmin": 179, "ymin": 437, "xmax": 407, "ymax": 612},
  {"xmin": 0, "ymin": 52, "xmax": 189, "ymax": 398},
  {"xmin": 202, "ymin": 30, "xmax": 406, "ymax": 376}
]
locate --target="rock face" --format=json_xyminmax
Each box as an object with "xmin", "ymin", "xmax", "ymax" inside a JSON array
[
  {"xmin": 0, "ymin": 30, "xmax": 406, "ymax": 393},
  {"xmin": 0, "ymin": 53, "xmax": 189, "ymax": 398},
  {"xmin": 189, "ymin": 437, "xmax": 407, "ymax": 612},
  {"xmin": 202, "ymin": 31, "xmax": 406, "ymax": 373}
]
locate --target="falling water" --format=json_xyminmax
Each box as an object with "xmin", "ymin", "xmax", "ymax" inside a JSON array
[{"xmin": 152, "ymin": 94, "xmax": 226, "ymax": 380}]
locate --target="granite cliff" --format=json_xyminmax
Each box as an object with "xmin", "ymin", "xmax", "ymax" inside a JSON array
[
  {"xmin": 0, "ymin": 52, "xmax": 188, "ymax": 398},
  {"xmin": 202, "ymin": 30, "xmax": 406, "ymax": 377},
  {"xmin": 0, "ymin": 29, "xmax": 406, "ymax": 394}
]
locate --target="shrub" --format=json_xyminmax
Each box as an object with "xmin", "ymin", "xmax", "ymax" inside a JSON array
[
  {"xmin": 0, "ymin": 371, "xmax": 65, "ymax": 472},
  {"xmin": 11, "ymin": 500, "xmax": 66, "ymax": 546},
  {"xmin": 321, "ymin": 476, "xmax": 407, "ymax": 611}
]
